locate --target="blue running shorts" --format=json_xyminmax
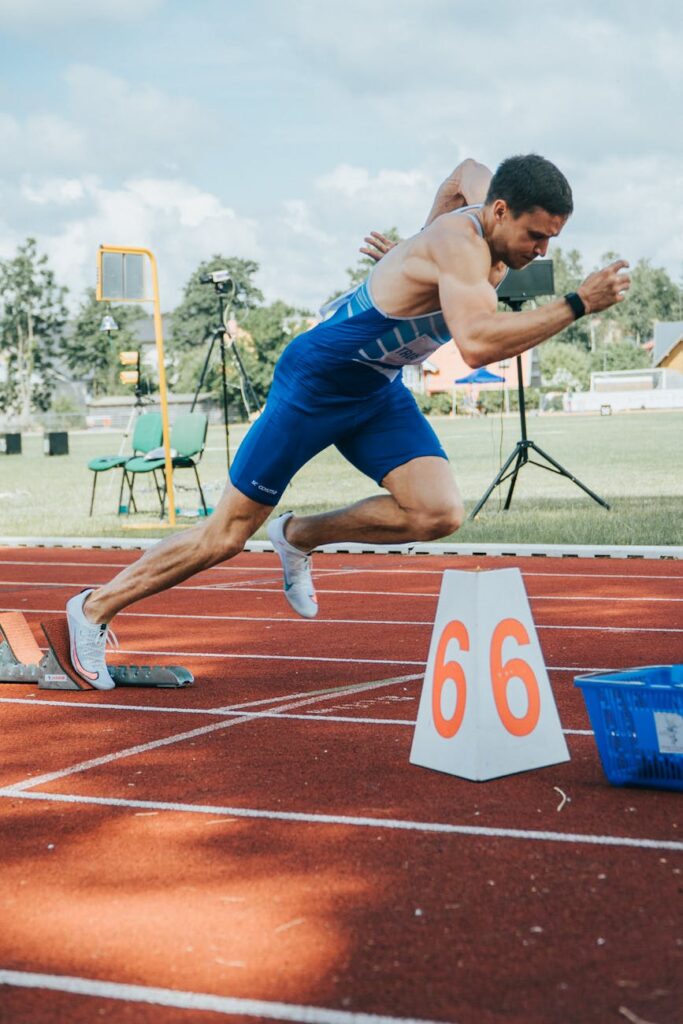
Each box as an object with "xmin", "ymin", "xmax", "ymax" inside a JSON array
[{"xmin": 229, "ymin": 378, "xmax": 447, "ymax": 506}]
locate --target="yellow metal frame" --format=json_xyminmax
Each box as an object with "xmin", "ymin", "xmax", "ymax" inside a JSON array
[{"xmin": 97, "ymin": 245, "xmax": 176, "ymax": 527}]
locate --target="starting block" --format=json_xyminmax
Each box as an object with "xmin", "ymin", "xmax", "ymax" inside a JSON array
[{"xmin": 0, "ymin": 612, "xmax": 193, "ymax": 690}]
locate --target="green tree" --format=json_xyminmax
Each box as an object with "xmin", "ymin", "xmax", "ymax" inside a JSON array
[
  {"xmin": 539, "ymin": 339, "xmax": 592, "ymax": 392},
  {"xmin": 546, "ymin": 247, "xmax": 591, "ymax": 349},
  {"xmin": 0, "ymin": 238, "xmax": 68, "ymax": 423},
  {"xmin": 62, "ymin": 289, "xmax": 146, "ymax": 397},
  {"xmin": 606, "ymin": 257, "xmax": 681, "ymax": 343},
  {"xmin": 589, "ymin": 338, "xmax": 651, "ymax": 374},
  {"xmin": 238, "ymin": 301, "xmax": 311, "ymax": 404},
  {"xmin": 169, "ymin": 256, "xmax": 265, "ymax": 406},
  {"xmin": 170, "ymin": 256, "xmax": 264, "ymax": 356}
]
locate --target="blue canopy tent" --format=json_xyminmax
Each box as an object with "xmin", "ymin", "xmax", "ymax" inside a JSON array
[
  {"xmin": 452, "ymin": 366, "xmax": 505, "ymax": 414},
  {"xmin": 454, "ymin": 367, "xmax": 505, "ymax": 384}
]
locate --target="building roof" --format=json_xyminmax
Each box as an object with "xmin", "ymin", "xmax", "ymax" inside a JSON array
[{"xmin": 653, "ymin": 321, "xmax": 683, "ymax": 366}]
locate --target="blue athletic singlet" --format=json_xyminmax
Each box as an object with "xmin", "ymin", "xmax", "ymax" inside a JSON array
[
  {"xmin": 229, "ymin": 205, "xmax": 486, "ymax": 505},
  {"xmin": 272, "ymin": 204, "xmax": 486, "ymax": 402}
]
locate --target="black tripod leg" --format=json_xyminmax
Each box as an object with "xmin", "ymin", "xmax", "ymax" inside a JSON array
[
  {"xmin": 528, "ymin": 442, "xmax": 610, "ymax": 509},
  {"xmin": 89, "ymin": 473, "xmax": 97, "ymax": 517},
  {"xmin": 503, "ymin": 447, "xmax": 527, "ymax": 510},
  {"xmin": 469, "ymin": 444, "xmax": 524, "ymax": 519},
  {"xmin": 191, "ymin": 333, "xmax": 217, "ymax": 413}
]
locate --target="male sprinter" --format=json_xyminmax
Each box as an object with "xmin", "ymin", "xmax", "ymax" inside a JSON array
[{"xmin": 67, "ymin": 154, "xmax": 630, "ymax": 688}]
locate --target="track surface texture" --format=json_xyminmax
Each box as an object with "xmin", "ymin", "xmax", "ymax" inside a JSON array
[{"xmin": 0, "ymin": 546, "xmax": 681, "ymax": 1024}]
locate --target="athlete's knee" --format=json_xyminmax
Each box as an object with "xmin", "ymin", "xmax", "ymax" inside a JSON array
[
  {"xmin": 197, "ymin": 516, "xmax": 253, "ymax": 566},
  {"xmin": 409, "ymin": 499, "xmax": 465, "ymax": 540}
]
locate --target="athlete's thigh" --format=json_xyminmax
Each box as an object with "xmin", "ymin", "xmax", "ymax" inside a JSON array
[
  {"xmin": 382, "ymin": 455, "xmax": 463, "ymax": 516},
  {"xmin": 335, "ymin": 381, "xmax": 448, "ymax": 489},
  {"xmin": 229, "ymin": 390, "xmax": 353, "ymax": 507}
]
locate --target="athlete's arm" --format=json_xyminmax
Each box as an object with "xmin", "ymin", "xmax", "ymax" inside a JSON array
[
  {"xmin": 431, "ymin": 227, "xmax": 631, "ymax": 368},
  {"xmin": 360, "ymin": 158, "xmax": 492, "ymax": 262},
  {"xmin": 423, "ymin": 159, "xmax": 493, "ymax": 226}
]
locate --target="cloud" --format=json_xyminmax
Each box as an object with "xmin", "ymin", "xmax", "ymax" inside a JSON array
[
  {"xmin": 63, "ymin": 65, "xmax": 210, "ymax": 177},
  {"xmin": 0, "ymin": 113, "xmax": 87, "ymax": 173},
  {"xmin": 11, "ymin": 176, "xmax": 260, "ymax": 312},
  {"xmin": 0, "ymin": 0, "xmax": 166, "ymax": 29}
]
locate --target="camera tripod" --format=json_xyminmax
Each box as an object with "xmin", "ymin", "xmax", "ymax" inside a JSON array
[
  {"xmin": 469, "ymin": 295, "xmax": 610, "ymax": 518},
  {"xmin": 191, "ymin": 279, "xmax": 262, "ymax": 473}
]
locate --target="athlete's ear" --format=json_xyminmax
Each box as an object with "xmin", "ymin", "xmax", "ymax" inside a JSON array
[{"xmin": 491, "ymin": 199, "xmax": 508, "ymax": 223}]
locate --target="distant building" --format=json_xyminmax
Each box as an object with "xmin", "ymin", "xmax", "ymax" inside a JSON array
[
  {"xmin": 422, "ymin": 342, "xmax": 533, "ymax": 394},
  {"xmin": 652, "ymin": 320, "xmax": 683, "ymax": 376}
]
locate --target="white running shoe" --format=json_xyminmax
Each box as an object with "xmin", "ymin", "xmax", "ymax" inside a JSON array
[
  {"xmin": 267, "ymin": 512, "xmax": 318, "ymax": 619},
  {"xmin": 66, "ymin": 589, "xmax": 116, "ymax": 690}
]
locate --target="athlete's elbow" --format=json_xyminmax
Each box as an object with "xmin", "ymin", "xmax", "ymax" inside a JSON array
[{"xmin": 455, "ymin": 336, "xmax": 488, "ymax": 369}]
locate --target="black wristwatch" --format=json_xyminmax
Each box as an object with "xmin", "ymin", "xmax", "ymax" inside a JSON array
[{"xmin": 564, "ymin": 291, "xmax": 586, "ymax": 320}]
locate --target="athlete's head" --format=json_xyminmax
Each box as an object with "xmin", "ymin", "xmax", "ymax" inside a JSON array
[{"xmin": 483, "ymin": 154, "xmax": 573, "ymax": 269}]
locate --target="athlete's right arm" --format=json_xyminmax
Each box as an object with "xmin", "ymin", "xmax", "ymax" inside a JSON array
[{"xmin": 431, "ymin": 225, "xmax": 630, "ymax": 368}]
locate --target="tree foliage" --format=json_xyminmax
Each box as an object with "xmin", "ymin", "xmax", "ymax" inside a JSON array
[
  {"xmin": 168, "ymin": 256, "xmax": 310, "ymax": 411},
  {"xmin": 62, "ymin": 289, "xmax": 146, "ymax": 396},
  {"xmin": 0, "ymin": 238, "xmax": 68, "ymax": 423},
  {"xmin": 169, "ymin": 256, "xmax": 264, "ymax": 355},
  {"xmin": 606, "ymin": 257, "xmax": 682, "ymax": 342}
]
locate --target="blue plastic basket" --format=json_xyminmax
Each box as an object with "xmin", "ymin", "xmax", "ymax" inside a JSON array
[{"xmin": 574, "ymin": 665, "xmax": 683, "ymax": 791}]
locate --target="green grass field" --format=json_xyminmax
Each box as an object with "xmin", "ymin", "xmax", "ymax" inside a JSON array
[{"xmin": 0, "ymin": 410, "xmax": 681, "ymax": 546}]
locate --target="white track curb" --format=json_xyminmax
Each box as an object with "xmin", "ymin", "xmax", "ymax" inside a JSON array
[{"xmin": 0, "ymin": 536, "xmax": 681, "ymax": 560}]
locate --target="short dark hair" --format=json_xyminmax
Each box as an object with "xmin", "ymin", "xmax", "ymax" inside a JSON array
[{"xmin": 485, "ymin": 154, "xmax": 573, "ymax": 218}]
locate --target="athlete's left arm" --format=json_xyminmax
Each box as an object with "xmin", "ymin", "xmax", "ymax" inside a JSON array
[
  {"xmin": 423, "ymin": 158, "xmax": 493, "ymax": 226},
  {"xmin": 361, "ymin": 158, "xmax": 492, "ymax": 263}
]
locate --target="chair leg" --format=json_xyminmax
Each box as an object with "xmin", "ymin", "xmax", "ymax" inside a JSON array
[
  {"xmin": 118, "ymin": 471, "xmax": 128, "ymax": 515},
  {"xmin": 157, "ymin": 470, "xmax": 166, "ymax": 520},
  {"xmin": 193, "ymin": 465, "xmax": 208, "ymax": 514},
  {"xmin": 126, "ymin": 474, "xmax": 138, "ymax": 516},
  {"xmin": 152, "ymin": 470, "xmax": 164, "ymax": 511},
  {"xmin": 89, "ymin": 473, "xmax": 98, "ymax": 517}
]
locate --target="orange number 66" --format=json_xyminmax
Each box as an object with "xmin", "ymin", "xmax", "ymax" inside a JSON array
[{"xmin": 431, "ymin": 617, "xmax": 541, "ymax": 738}]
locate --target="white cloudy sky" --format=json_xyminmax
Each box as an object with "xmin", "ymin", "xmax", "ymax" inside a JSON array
[{"xmin": 0, "ymin": 0, "xmax": 681, "ymax": 313}]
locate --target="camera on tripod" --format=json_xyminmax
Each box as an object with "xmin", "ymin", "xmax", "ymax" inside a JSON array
[{"xmin": 199, "ymin": 269, "xmax": 234, "ymax": 295}]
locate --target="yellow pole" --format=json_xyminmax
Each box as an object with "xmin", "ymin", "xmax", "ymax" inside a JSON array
[
  {"xmin": 146, "ymin": 251, "xmax": 176, "ymax": 526},
  {"xmin": 97, "ymin": 245, "xmax": 176, "ymax": 526}
]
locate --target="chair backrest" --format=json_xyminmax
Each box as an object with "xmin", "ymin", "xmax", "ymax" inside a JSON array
[
  {"xmin": 170, "ymin": 412, "xmax": 208, "ymax": 458},
  {"xmin": 132, "ymin": 412, "xmax": 163, "ymax": 454}
]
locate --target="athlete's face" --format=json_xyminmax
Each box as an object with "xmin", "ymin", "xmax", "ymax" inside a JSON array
[{"xmin": 491, "ymin": 202, "xmax": 567, "ymax": 270}]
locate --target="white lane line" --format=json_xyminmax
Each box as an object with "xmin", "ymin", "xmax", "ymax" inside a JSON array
[
  {"xmin": 115, "ymin": 648, "xmax": 427, "ymax": 666},
  {"xmin": 0, "ymin": 639, "xmax": 615, "ymax": 671},
  {"xmin": 0, "ymin": 675, "xmax": 423, "ymax": 719},
  {"xmin": 1, "ymin": 581, "xmax": 682, "ymax": 602},
  {"xmin": 0, "ymin": 969, "xmax": 443, "ymax": 1024},
  {"xmin": 0, "ymin": 698, "xmax": 594, "ymax": 735},
  {"xmin": 2, "ymin": 675, "xmax": 424, "ymax": 794},
  {"xmin": 209, "ymin": 674, "xmax": 422, "ymax": 714},
  {"xmin": 2, "ymin": 790, "xmax": 680, "ymax": 851},
  {"xmin": 2, "ymin": 606, "xmax": 681, "ymax": 634},
  {"xmin": 1, "ymin": 558, "xmax": 682, "ymax": 581}
]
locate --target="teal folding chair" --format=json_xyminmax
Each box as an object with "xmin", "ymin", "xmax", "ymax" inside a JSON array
[
  {"xmin": 88, "ymin": 411, "xmax": 163, "ymax": 516},
  {"xmin": 123, "ymin": 412, "xmax": 209, "ymax": 518}
]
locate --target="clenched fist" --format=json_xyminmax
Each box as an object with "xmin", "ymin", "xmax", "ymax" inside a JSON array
[{"xmin": 578, "ymin": 259, "xmax": 630, "ymax": 314}]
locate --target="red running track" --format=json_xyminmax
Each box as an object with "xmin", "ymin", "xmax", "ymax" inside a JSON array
[{"xmin": 0, "ymin": 547, "xmax": 681, "ymax": 1024}]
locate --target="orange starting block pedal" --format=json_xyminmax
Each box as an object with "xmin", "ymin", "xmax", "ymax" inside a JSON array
[{"xmin": 0, "ymin": 613, "xmax": 193, "ymax": 690}]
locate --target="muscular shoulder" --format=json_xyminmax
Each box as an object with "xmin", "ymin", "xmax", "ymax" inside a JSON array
[{"xmin": 405, "ymin": 213, "xmax": 491, "ymax": 287}]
